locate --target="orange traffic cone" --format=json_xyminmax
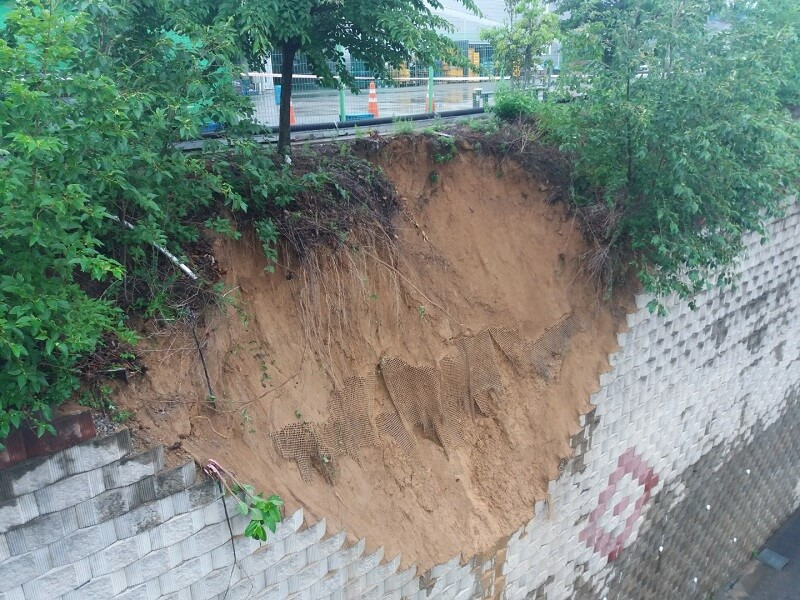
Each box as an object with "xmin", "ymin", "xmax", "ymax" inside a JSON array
[
  {"xmin": 367, "ymin": 81, "xmax": 380, "ymax": 118},
  {"xmin": 426, "ymin": 94, "xmax": 436, "ymax": 113},
  {"xmin": 290, "ymin": 100, "xmax": 297, "ymax": 126}
]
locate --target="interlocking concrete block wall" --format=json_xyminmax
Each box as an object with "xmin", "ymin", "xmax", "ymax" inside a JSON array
[
  {"xmin": 0, "ymin": 204, "xmax": 797, "ymax": 600},
  {"xmin": 500, "ymin": 203, "xmax": 800, "ymax": 600}
]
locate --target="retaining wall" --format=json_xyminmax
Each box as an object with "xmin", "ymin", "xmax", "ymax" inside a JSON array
[{"xmin": 1, "ymin": 205, "xmax": 798, "ymax": 600}]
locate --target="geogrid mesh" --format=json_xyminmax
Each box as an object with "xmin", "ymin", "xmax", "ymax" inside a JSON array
[
  {"xmin": 460, "ymin": 330, "xmax": 504, "ymax": 416},
  {"xmin": 380, "ymin": 358, "xmax": 440, "ymax": 440},
  {"xmin": 322, "ymin": 374, "xmax": 377, "ymax": 464},
  {"xmin": 436, "ymin": 350, "xmax": 469, "ymax": 452},
  {"xmin": 376, "ymin": 410, "xmax": 416, "ymax": 452},
  {"xmin": 491, "ymin": 314, "xmax": 582, "ymax": 379},
  {"xmin": 269, "ymin": 422, "xmax": 331, "ymax": 483}
]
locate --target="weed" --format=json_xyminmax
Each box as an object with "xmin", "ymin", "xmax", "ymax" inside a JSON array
[
  {"xmin": 203, "ymin": 460, "xmax": 283, "ymax": 542},
  {"xmin": 240, "ymin": 409, "xmax": 255, "ymax": 433},
  {"xmin": 429, "ymin": 171, "xmax": 439, "ymax": 184},
  {"xmin": 431, "ymin": 136, "xmax": 456, "ymax": 163},
  {"xmin": 78, "ymin": 385, "xmax": 133, "ymax": 423},
  {"xmin": 295, "ymin": 409, "xmax": 302, "ymax": 419},
  {"xmin": 418, "ymin": 305, "xmax": 427, "ymax": 318},
  {"xmin": 369, "ymin": 291, "xmax": 379, "ymax": 301},
  {"xmin": 393, "ymin": 117, "xmax": 414, "ymax": 135}
]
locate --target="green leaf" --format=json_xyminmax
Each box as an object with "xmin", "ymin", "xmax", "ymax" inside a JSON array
[{"xmin": 237, "ymin": 501, "xmax": 249, "ymax": 516}]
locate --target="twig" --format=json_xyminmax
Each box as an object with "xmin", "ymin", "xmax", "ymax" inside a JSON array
[
  {"xmin": 190, "ymin": 319, "xmax": 216, "ymax": 403},
  {"xmin": 367, "ymin": 252, "xmax": 464, "ymax": 328},
  {"xmin": 108, "ymin": 214, "xmax": 198, "ymax": 280},
  {"xmin": 190, "ymin": 415, "xmax": 229, "ymax": 439}
]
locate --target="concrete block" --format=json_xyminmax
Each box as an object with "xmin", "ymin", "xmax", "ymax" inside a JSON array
[
  {"xmin": 61, "ymin": 573, "xmax": 115, "ymax": 600},
  {"xmin": 287, "ymin": 557, "xmax": 328, "ymax": 594},
  {"xmin": 348, "ymin": 548, "xmax": 384, "ymax": 580},
  {"xmin": 341, "ymin": 574, "xmax": 367, "ymax": 599},
  {"xmin": 114, "ymin": 496, "xmax": 173, "ymax": 539},
  {"xmin": 0, "ymin": 455, "xmax": 66, "ymax": 502},
  {"xmin": 189, "ymin": 565, "xmax": 237, "ymax": 600},
  {"xmin": 0, "ymin": 493, "xmax": 39, "ymax": 533},
  {"xmin": 210, "ymin": 539, "xmax": 237, "ymax": 570},
  {"xmin": 72, "ymin": 430, "xmax": 133, "ymax": 475},
  {"xmin": 22, "ymin": 560, "xmax": 91, "ymax": 599},
  {"xmin": 112, "ymin": 581, "xmax": 158, "ymax": 600},
  {"xmin": 0, "ymin": 553, "xmax": 37, "ymax": 593},
  {"xmin": 273, "ymin": 508, "xmax": 305, "ymax": 541},
  {"xmin": 34, "ymin": 469, "xmax": 104, "ymax": 514},
  {"xmin": 87, "ymin": 531, "xmax": 151, "ymax": 576},
  {"xmin": 367, "ymin": 555, "xmax": 401, "ymax": 587},
  {"xmin": 242, "ymin": 538, "xmax": 285, "ymax": 575},
  {"xmin": 309, "ymin": 568, "xmax": 348, "ymax": 598},
  {"xmin": 186, "ymin": 481, "xmax": 220, "ymax": 512},
  {"xmin": 124, "ymin": 546, "xmax": 174, "ymax": 587},
  {"xmin": 328, "ymin": 538, "xmax": 365, "ymax": 571},
  {"xmin": 383, "ymin": 564, "xmax": 417, "ymax": 593},
  {"xmin": 306, "ymin": 531, "xmax": 346, "ymax": 563},
  {"xmin": 11, "ymin": 510, "xmax": 64, "ymax": 553},
  {"xmin": 264, "ymin": 547, "xmax": 308, "ymax": 585},
  {"xmin": 159, "ymin": 556, "xmax": 210, "ymax": 595},
  {"xmin": 154, "ymin": 462, "xmax": 197, "ymax": 498},
  {"xmin": 191, "ymin": 521, "xmax": 231, "ymax": 556},
  {"xmin": 102, "ymin": 448, "xmax": 164, "ymax": 490},
  {"xmin": 429, "ymin": 553, "xmax": 460, "ymax": 580},
  {"xmin": 149, "ymin": 510, "xmax": 203, "ymax": 550},
  {"xmin": 251, "ymin": 580, "xmax": 289, "ymax": 600},
  {"xmin": 48, "ymin": 519, "xmax": 117, "ymax": 566},
  {"xmin": 284, "ymin": 519, "xmax": 326, "ymax": 555}
]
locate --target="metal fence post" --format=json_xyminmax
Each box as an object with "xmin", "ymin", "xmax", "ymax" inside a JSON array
[
  {"xmin": 426, "ymin": 66, "xmax": 435, "ymax": 113},
  {"xmin": 473, "ymin": 87, "xmax": 483, "ymax": 109},
  {"xmin": 338, "ymin": 81, "xmax": 346, "ymax": 123}
]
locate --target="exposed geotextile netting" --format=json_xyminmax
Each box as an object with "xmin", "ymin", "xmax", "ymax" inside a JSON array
[
  {"xmin": 376, "ymin": 410, "xmax": 416, "ymax": 452},
  {"xmin": 380, "ymin": 358, "xmax": 440, "ymax": 441},
  {"xmin": 269, "ymin": 422, "xmax": 331, "ymax": 483},
  {"xmin": 460, "ymin": 330, "xmax": 504, "ymax": 416},
  {"xmin": 436, "ymin": 350, "xmax": 469, "ymax": 452},
  {"xmin": 271, "ymin": 375, "xmax": 378, "ymax": 481},
  {"xmin": 322, "ymin": 373, "xmax": 378, "ymax": 464},
  {"xmin": 490, "ymin": 314, "xmax": 582, "ymax": 379}
]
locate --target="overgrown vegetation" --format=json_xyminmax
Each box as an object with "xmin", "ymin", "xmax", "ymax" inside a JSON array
[
  {"xmin": 481, "ymin": 0, "xmax": 559, "ymax": 85},
  {"xmin": 0, "ymin": 0, "xmax": 397, "ymax": 443},
  {"xmin": 493, "ymin": 0, "xmax": 800, "ymax": 310}
]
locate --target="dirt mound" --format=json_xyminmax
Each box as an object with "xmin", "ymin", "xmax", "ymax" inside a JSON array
[{"xmin": 113, "ymin": 136, "xmax": 630, "ymax": 570}]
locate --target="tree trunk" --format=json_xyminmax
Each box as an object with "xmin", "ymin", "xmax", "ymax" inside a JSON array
[{"xmin": 278, "ymin": 42, "xmax": 298, "ymax": 155}]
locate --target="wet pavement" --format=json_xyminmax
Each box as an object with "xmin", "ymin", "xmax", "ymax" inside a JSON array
[{"xmin": 724, "ymin": 508, "xmax": 800, "ymax": 599}]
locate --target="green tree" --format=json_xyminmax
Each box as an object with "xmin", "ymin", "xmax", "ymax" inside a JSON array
[
  {"xmin": 482, "ymin": 0, "xmax": 559, "ymax": 86},
  {"xmin": 0, "ymin": 0, "xmax": 273, "ymax": 439},
  {"xmin": 540, "ymin": 0, "xmax": 800, "ymax": 309},
  {"xmin": 189, "ymin": 0, "xmax": 478, "ymax": 152}
]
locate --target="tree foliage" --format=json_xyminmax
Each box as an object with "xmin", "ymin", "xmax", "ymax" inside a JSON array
[
  {"xmin": 186, "ymin": 0, "xmax": 478, "ymax": 151},
  {"xmin": 0, "ymin": 0, "xmax": 284, "ymax": 439},
  {"xmin": 481, "ymin": 0, "xmax": 559, "ymax": 85},
  {"xmin": 526, "ymin": 0, "xmax": 800, "ymax": 310}
]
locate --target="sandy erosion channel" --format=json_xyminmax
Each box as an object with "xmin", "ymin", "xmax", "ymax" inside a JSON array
[{"xmin": 115, "ymin": 138, "xmax": 630, "ymax": 570}]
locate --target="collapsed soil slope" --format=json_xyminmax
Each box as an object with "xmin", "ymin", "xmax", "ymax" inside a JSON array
[{"xmin": 116, "ymin": 137, "xmax": 629, "ymax": 569}]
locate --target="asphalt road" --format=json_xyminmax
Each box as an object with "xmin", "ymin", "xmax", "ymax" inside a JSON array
[{"xmin": 724, "ymin": 508, "xmax": 800, "ymax": 599}]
